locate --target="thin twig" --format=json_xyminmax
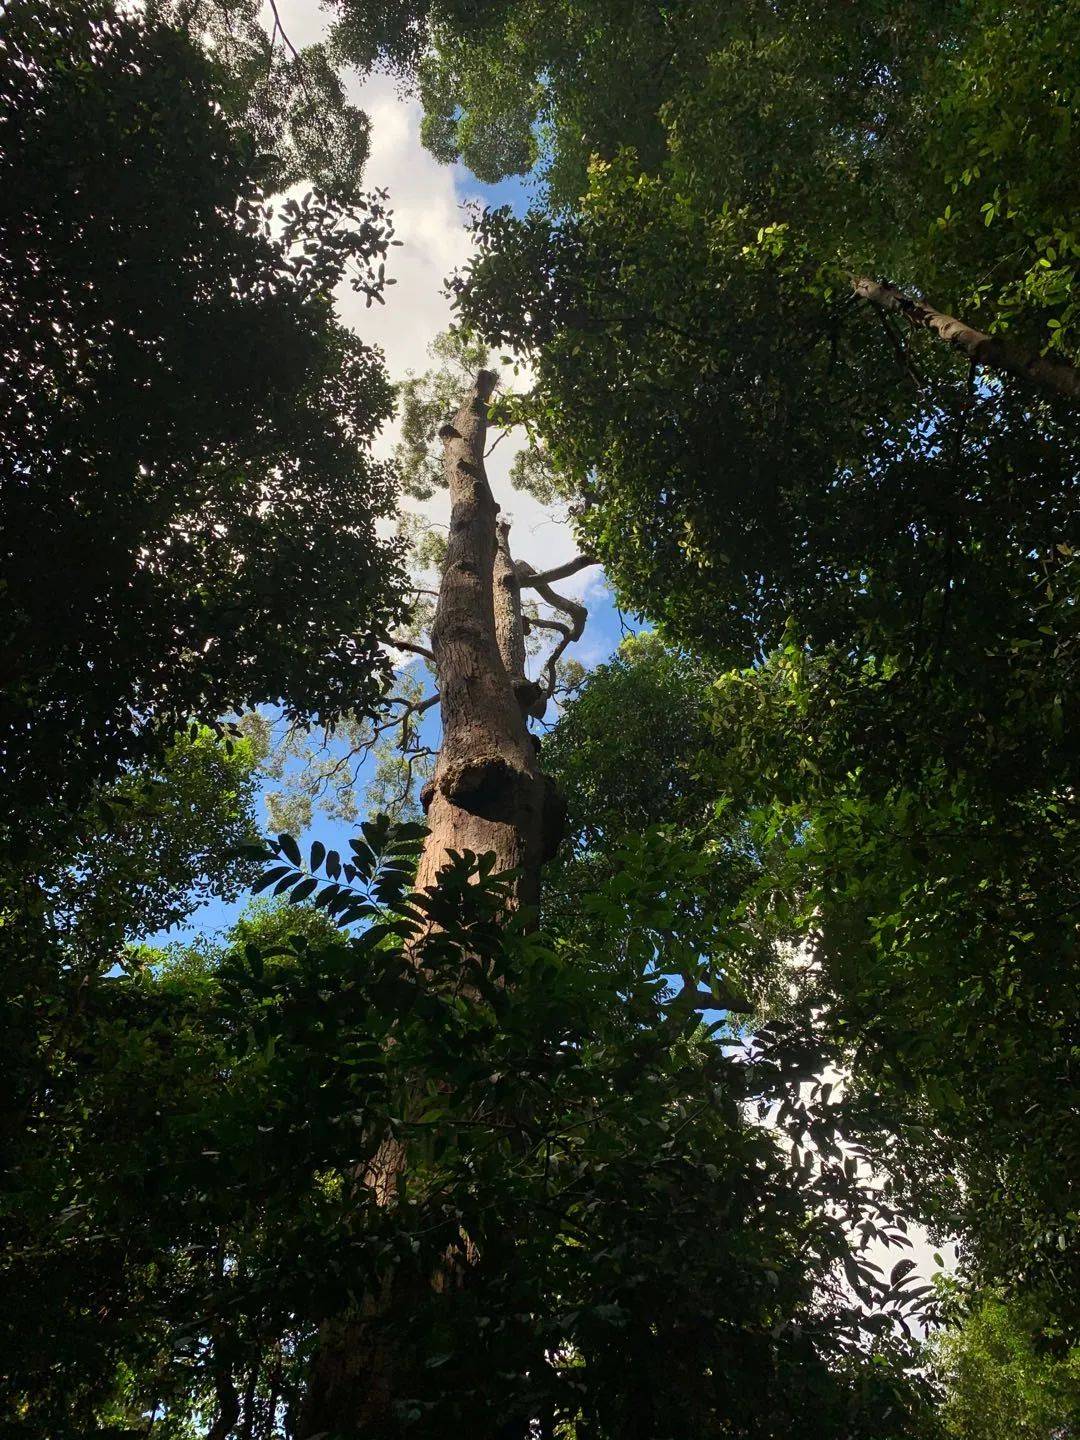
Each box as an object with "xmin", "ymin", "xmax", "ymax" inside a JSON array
[
  {"xmin": 266, "ymin": 0, "xmax": 300, "ymax": 61},
  {"xmin": 874, "ymin": 306, "xmax": 925, "ymax": 389}
]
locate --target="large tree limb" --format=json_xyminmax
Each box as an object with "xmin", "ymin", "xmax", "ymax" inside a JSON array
[
  {"xmin": 519, "ymin": 554, "xmax": 598, "ymax": 588},
  {"xmin": 853, "ymin": 277, "xmax": 1080, "ymax": 404}
]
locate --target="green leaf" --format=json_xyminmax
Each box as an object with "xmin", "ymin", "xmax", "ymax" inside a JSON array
[{"xmin": 254, "ymin": 865, "xmax": 294, "ymax": 894}]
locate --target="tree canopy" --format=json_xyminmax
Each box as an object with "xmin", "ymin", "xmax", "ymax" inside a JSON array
[
  {"xmin": 1, "ymin": 0, "xmax": 405, "ymax": 849},
  {"xmin": 440, "ymin": 0, "xmax": 1079, "ymax": 1349},
  {"xmin": 2, "ymin": 0, "xmax": 1077, "ymax": 1435}
]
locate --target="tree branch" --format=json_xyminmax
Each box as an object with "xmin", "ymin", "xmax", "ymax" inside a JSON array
[
  {"xmin": 392, "ymin": 637, "xmax": 436, "ymax": 664},
  {"xmin": 382, "ymin": 692, "xmax": 439, "ymax": 730},
  {"xmin": 873, "ymin": 306, "xmax": 925, "ymax": 390},
  {"xmin": 853, "ymin": 276, "xmax": 1080, "ymax": 405},
  {"xmin": 524, "ymin": 615, "xmax": 572, "ymax": 640},
  {"xmin": 518, "ymin": 554, "xmax": 598, "ymax": 589},
  {"xmin": 517, "ymin": 559, "xmax": 588, "ymax": 698},
  {"xmin": 266, "ymin": 0, "xmax": 301, "ymax": 62}
]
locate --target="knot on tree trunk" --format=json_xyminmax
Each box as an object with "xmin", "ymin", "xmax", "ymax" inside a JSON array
[
  {"xmin": 514, "ymin": 676, "xmax": 547, "ymax": 720},
  {"xmin": 454, "ymin": 459, "xmax": 487, "ymax": 482},
  {"xmin": 439, "ymin": 752, "xmax": 534, "ymax": 821}
]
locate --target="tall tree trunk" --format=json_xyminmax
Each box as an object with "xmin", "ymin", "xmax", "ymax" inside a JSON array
[
  {"xmin": 300, "ymin": 372, "xmax": 556, "ymax": 1438},
  {"xmin": 413, "ymin": 373, "xmax": 546, "ymax": 906},
  {"xmin": 852, "ymin": 276, "xmax": 1080, "ymax": 404}
]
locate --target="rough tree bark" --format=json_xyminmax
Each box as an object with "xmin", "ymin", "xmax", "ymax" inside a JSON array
[
  {"xmin": 409, "ymin": 371, "xmax": 547, "ymax": 908},
  {"xmin": 853, "ymin": 276, "xmax": 1080, "ymax": 404},
  {"xmin": 299, "ymin": 372, "xmax": 565, "ymax": 1438}
]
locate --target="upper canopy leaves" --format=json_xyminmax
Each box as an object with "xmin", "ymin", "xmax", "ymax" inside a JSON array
[{"xmin": 0, "ymin": 0, "xmax": 407, "ymax": 848}]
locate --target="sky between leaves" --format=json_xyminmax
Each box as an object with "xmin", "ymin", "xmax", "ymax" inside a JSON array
[{"xmin": 147, "ymin": 0, "xmax": 624, "ymax": 942}]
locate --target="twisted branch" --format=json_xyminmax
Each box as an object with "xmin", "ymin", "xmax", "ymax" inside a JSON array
[
  {"xmin": 519, "ymin": 554, "xmax": 598, "ymax": 588},
  {"xmin": 516, "ymin": 559, "xmax": 588, "ymax": 698}
]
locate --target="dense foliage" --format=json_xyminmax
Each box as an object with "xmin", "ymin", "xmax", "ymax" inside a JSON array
[
  {"xmin": 0, "ymin": 11, "xmax": 407, "ymax": 1431},
  {"xmin": 929, "ymin": 1290, "xmax": 1080, "ymax": 1439},
  {"xmin": 0, "ymin": 0, "xmax": 404, "ymax": 848},
  {"xmin": 5, "ymin": 822, "xmax": 937, "ymax": 1438},
  {"xmin": 2, "ymin": 0, "xmax": 1076, "ymax": 1434},
  {"xmin": 439, "ymin": 0, "xmax": 1079, "ymax": 1356}
]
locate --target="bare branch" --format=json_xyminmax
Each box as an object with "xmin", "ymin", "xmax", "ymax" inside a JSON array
[
  {"xmin": 524, "ymin": 615, "xmax": 572, "ymax": 640},
  {"xmin": 392, "ymin": 637, "xmax": 436, "ymax": 664},
  {"xmin": 266, "ymin": 0, "xmax": 301, "ymax": 62},
  {"xmin": 517, "ymin": 559, "xmax": 588, "ymax": 698},
  {"xmin": 873, "ymin": 306, "xmax": 925, "ymax": 390},
  {"xmin": 518, "ymin": 554, "xmax": 598, "ymax": 589},
  {"xmin": 383, "ymin": 691, "xmax": 439, "ymax": 726},
  {"xmin": 853, "ymin": 275, "xmax": 1080, "ymax": 405}
]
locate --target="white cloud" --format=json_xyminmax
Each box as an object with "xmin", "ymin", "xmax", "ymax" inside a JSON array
[
  {"xmin": 336, "ymin": 74, "xmax": 473, "ymax": 388},
  {"xmin": 266, "ymin": 1, "xmax": 590, "ymax": 580},
  {"xmin": 342, "ymin": 74, "xmax": 588, "ymax": 578}
]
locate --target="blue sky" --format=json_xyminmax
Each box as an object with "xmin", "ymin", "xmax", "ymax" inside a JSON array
[{"xmin": 147, "ymin": 585, "xmax": 635, "ymax": 949}]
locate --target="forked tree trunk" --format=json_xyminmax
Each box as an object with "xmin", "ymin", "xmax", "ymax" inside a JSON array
[
  {"xmin": 494, "ymin": 517, "xmax": 541, "ymax": 716},
  {"xmin": 413, "ymin": 372, "xmax": 547, "ymax": 906},
  {"xmin": 299, "ymin": 373, "xmax": 555, "ymax": 1439}
]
